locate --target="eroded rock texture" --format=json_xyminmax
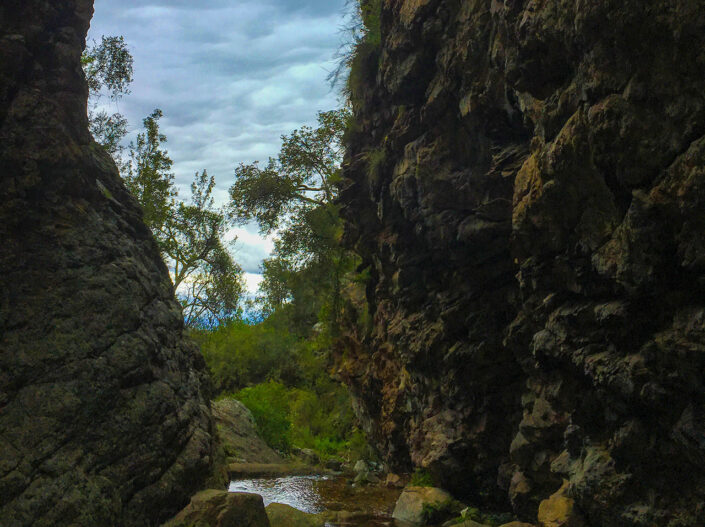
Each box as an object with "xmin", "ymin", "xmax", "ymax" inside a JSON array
[
  {"xmin": 339, "ymin": 0, "xmax": 705, "ymax": 525},
  {"xmin": 0, "ymin": 2, "xmax": 215, "ymax": 525}
]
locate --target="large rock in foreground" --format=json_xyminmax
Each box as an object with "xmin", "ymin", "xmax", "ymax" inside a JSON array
[
  {"xmin": 0, "ymin": 1, "xmax": 215, "ymax": 525},
  {"xmin": 166, "ymin": 490, "xmax": 270, "ymax": 527},
  {"xmin": 339, "ymin": 0, "xmax": 705, "ymax": 525},
  {"xmin": 265, "ymin": 503, "xmax": 323, "ymax": 527}
]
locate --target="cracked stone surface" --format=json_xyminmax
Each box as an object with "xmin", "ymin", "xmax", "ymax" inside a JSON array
[{"xmin": 0, "ymin": 2, "xmax": 216, "ymax": 525}]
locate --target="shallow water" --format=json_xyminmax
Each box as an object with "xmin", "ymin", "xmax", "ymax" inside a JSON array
[
  {"xmin": 229, "ymin": 475, "xmax": 401, "ymax": 526},
  {"xmin": 229, "ymin": 475, "xmax": 326, "ymax": 513}
]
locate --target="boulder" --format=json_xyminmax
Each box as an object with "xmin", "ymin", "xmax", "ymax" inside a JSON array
[
  {"xmin": 385, "ymin": 473, "xmax": 405, "ymax": 488},
  {"xmin": 265, "ymin": 503, "xmax": 324, "ymax": 527},
  {"xmin": 325, "ymin": 458, "xmax": 344, "ymax": 471},
  {"xmin": 165, "ymin": 490, "xmax": 270, "ymax": 527},
  {"xmin": 353, "ymin": 460, "xmax": 369, "ymax": 473},
  {"xmin": 392, "ymin": 486, "xmax": 461, "ymax": 525},
  {"xmin": 299, "ymin": 448, "xmax": 320, "ymax": 466},
  {"xmin": 213, "ymin": 398, "xmax": 282, "ymax": 464},
  {"xmin": 537, "ymin": 482, "xmax": 585, "ymax": 527}
]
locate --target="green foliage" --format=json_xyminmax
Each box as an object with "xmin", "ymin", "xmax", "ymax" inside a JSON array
[
  {"xmin": 229, "ymin": 109, "xmax": 357, "ymax": 333},
  {"xmin": 164, "ymin": 171, "xmax": 244, "ymax": 327},
  {"xmin": 365, "ymin": 148, "xmax": 386, "ymax": 181},
  {"xmin": 410, "ymin": 468, "xmax": 435, "ymax": 487},
  {"xmin": 192, "ymin": 318, "xmax": 299, "ymax": 393},
  {"xmin": 234, "ymin": 381, "xmax": 292, "ymax": 452},
  {"xmin": 359, "ymin": 0, "xmax": 382, "ymax": 48},
  {"xmin": 125, "ymin": 109, "xmax": 176, "ymax": 232},
  {"xmin": 125, "ymin": 113, "xmax": 243, "ymax": 327},
  {"xmin": 83, "ymin": 35, "xmax": 133, "ymax": 98},
  {"xmin": 82, "ymin": 35, "xmax": 133, "ymax": 160},
  {"xmin": 197, "ymin": 314, "xmax": 367, "ymax": 461},
  {"xmin": 457, "ymin": 507, "xmax": 515, "ymax": 526}
]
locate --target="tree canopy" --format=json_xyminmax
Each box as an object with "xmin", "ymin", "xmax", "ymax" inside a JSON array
[
  {"xmin": 82, "ymin": 35, "xmax": 133, "ymax": 159},
  {"xmin": 229, "ymin": 109, "xmax": 355, "ymax": 331}
]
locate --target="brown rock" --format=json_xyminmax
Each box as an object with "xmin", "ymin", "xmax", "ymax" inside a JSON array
[
  {"xmin": 537, "ymin": 482, "xmax": 584, "ymax": 527},
  {"xmin": 337, "ymin": 0, "xmax": 705, "ymax": 524},
  {"xmin": 392, "ymin": 486, "xmax": 460, "ymax": 525}
]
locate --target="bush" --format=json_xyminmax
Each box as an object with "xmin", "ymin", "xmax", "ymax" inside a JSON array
[
  {"xmin": 234, "ymin": 381, "xmax": 292, "ymax": 452},
  {"xmin": 191, "ymin": 319, "xmax": 300, "ymax": 394}
]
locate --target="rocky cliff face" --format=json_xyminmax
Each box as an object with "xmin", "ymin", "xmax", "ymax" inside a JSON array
[
  {"xmin": 0, "ymin": 2, "xmax": 216, "ymax": 525},
  {"xmin": 339, "ymin": 0, "xmax": 705, "ymax": 524}
]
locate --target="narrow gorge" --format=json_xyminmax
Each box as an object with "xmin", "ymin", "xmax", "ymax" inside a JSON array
[{"xmin": 2, "ymin": 0, "xmax": 705, "ymax": 526}]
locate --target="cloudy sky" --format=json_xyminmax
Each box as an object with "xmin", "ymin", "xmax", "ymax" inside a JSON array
[{"xmin": 88, "ymin": 0, "xmax": 348, "ymax": 292}]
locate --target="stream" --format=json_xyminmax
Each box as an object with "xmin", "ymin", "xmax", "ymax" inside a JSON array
[{"xmin": 229, "ymin": 475, "xmax": 401, "ymax": 526}]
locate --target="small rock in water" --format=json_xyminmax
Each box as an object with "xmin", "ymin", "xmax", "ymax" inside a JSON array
[
  {"xmin": 300, "ymin": 448, "xmax": 320, "ymax": 465},
  {"xmin": 385, "ymin": 473, "xmax": 404, "ymax": 488},
  {"xmin": 354, "ymin": 459, "xmax": 369, "ymax": 473}
]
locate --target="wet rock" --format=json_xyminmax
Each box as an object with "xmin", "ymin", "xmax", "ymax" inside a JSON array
[
  {"xmin": 213, "ymin": 398, "xmax": 282, "ymax": 464},
  {"xmin": 165, "ymin": 490, "xmax": 270, "ymax": 527},
  {"xmin": 0, "ymin": 1, "xmax": 215, "ymax": 525},
  {"xmin": 392, "ymin": 486, "xmax": 461, "ymax": 525},
  {"xmin": 265, "ymin": 503, "xmax": 324, "ymax": 527}
]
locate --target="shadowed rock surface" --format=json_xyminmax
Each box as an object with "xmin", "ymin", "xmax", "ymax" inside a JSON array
[
  {"xmin": 339, "ymin": 0, "xmax": 705, "ymax": 525},
  {"xmin": 213, "ymin": 398, "xmax": 283, "ymax": 464},
  {"xmin": 0, "ymin": 1, "xmax": 215, "ymax": 525}
]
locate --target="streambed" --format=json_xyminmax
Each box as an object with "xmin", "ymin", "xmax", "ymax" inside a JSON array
[{"xmin": 229, "ymin": 474, "xmax": 401, "ymax": 526}]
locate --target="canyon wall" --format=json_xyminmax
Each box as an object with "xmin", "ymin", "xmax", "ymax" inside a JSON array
[
  {"xmin": 339, "ymin": 0, "xmax": 705, "ymax": 524},
  {"xmin": 0, "ymin": 2, "xmax": 216, "ymax": 525}
]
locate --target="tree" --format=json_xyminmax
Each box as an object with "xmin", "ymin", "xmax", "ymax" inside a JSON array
[
  {"xmin": 82, "ymin": 36, "xmax": 134, "ymax": 160},
  {"xmin": 162, "ymin": 171, "xmax": 244, "ymax": 327},
  {"xmin": 126, "ymin": 113, "xmax": 244, "ymax": 327},
  {"xmin": 124, "ymin": 109, "xmax": 177, "ymax": 234},
  {"xmin": 229, "ymin": 109, "xmax": 355, "ymax": 331}
]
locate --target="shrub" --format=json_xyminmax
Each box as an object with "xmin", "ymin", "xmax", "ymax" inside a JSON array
[{"xmin": 234, "ymin": 381, "xmax": 292, "ymax": 452}]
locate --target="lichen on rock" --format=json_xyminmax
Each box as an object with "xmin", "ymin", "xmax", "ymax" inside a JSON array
[
  {"xmin": 0, "ymin": 1, "xmax": 216, "ymax": 525},
  {"xmin": 338, "ymin": 0, "xmax": 705, "ymax": 525}
]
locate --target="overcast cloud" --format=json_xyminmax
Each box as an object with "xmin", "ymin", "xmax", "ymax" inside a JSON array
[{"xmin": 88, "ymin": 0, "xmax": 347, "ymax": 291}]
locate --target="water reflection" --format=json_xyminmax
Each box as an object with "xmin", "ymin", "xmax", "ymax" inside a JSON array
[
  {"xmin": 229, "ymin": 475, "xmax": 402, "ymax": 527},
  {"xmin": 229, "ymin": 475, "xmax": 326, "ymax": 513}
]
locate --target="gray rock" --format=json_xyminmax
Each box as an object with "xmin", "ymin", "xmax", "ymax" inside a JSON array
[
  {"xmin": 213, "ymin": 398, "xmax": 282, "ymax": 464},
  {"xmin": 0, "ymin": 2, "xmax": 215, "ymax": 525},
  {"xmin": 392, "ymin": 486, "xmax": 460, "ymax": 525},
  {"xmin": 338, "ymin": 0, "xmax": 705, "ymax": 523}
]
